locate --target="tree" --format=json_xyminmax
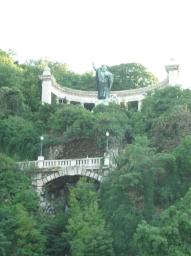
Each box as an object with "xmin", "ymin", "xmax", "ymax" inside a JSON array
[
  {"xmin": 0, "ymin": 153, "xmax": 46, "ymax": 256},
  {"xmin": 100, "ymin": 136, "xmax": 156, "ymax": 255},
  {"xmin": 0, "ymin": 204, "xmax": 45, "ymax": 256},
  {"xmin": 134, "ymin": 190, "xmax": 191, "ymax": 256},
  {"xmin": 142, "ymin": 87, "xmax": 189, "ymax": 117},
  {"xmin": 140, "ymin": 87, "xmax": 191, "ymax": 132},
  {"xmin": 132, "ymin": 86, "xmax": 191, "ymax": 151},
  {"xmin": 66, "ymin": 179, "xmax": 114, "ymax": 256},
  {"xmin": 0, "ymin": 116, "xmax": 40, "ymax": 160},
  {"xmin": 150, "ymin": 106, "xmax": 191, "ymax": 152},
  {"xmin": 21, "ymin": 60, "xmax": 43, "ymax": 112},
  {"xmin": 49, "ymin": 104, "xmax": 96, "ymax": 140},
  {"xmin": 0, "ymin": 153, "xmax": 15, "ymax": 171},
  {"xmin": 0, "ymin": 49, "xmax": 23, "ymax": 89},
  {"xmin": 44, "ymin": 211, "xmax": 69, "ymax": 256},
  {"xmin": 93, "ymin": 103, "xmax": 130, "ymax": 148},
  {"xmin": 173, "ymin": 135, "xmax": 191, "ymax": 196},
  {"xmin": 109, "ymin": 63, "xmax": 158, "ymax": 90},
  {"xmin": 153, "ymin": 153, "xmax": 179, "ymax": 209},
  {"xmin": 0, "ymin": 87, "xmax": 25, "ymax": 117},
  {"xmin": 49, "ymin": 61, "xmax": 95, "ymax": 91}
]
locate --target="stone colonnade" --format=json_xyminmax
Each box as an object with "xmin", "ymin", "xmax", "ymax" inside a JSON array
[{"xmin": 40, "ymin": 62, "xmax": 179, "ymax": 111}]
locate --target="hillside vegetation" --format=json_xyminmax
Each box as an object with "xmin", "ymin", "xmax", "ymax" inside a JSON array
[{"xmin": 0, "ymin": 49, "xmax": 191, "ymax": 256}]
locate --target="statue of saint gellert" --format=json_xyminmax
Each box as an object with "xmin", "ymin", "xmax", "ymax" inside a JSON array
[{"xmin": 92, "ymin": 63, "xmax": 114, "ymax": 99}]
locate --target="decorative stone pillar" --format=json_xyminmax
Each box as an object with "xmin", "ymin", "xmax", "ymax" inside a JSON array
[
  {"xmin": 104, "ymin": 152, "xmax": 110, "ymax": 166},
  {"xmin": 40, "ymin": 67, "xmax": 53, "ymax": 104},
  {"xmin": 124, "ymin": 101, "xmax": 128, "ymax": 109},
  {"xmin": 165, "ymin": 62, "xmax": 179, "ymax": 86},
  {"xmin": 37, "ymin": 155, "xmax": 44, "ymax": 168},
  {"xmin": 138, "ymin": 100, "xmax": 142, "ymax": 111}
]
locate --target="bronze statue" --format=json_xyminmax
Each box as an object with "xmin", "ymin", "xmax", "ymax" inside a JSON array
[{"xmin": 92, "ymin": 63, "xmax": 113, "ymax": 99}]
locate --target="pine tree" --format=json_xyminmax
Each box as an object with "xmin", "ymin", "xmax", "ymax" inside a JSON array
[{"xmin": 66, "ymin": 180, "xmax": 114, "ymax": 256}]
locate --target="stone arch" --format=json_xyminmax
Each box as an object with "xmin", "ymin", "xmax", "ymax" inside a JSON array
[{"xmin": 41, "ymin": 167, "xmax": 103, "ymax": 187}]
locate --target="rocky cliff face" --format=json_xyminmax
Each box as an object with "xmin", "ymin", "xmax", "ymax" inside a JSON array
[{"xmin": 47, "ymin": 138, "xmax": 104, "ymax": 159}]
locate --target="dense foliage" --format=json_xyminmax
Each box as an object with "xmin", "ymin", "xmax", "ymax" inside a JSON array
[
  {"xmin": 109, "ymin": 63, "xmax": 158, "ymax": 90},
  {"xmin": 0, "ymin": 49, "xmax": 191, "ymax": 255},
  {"xmin": 50, "ymin": 61, "xmax": 158, "ymax": 91},
  {"xmin": 0, "ymin": 154, "xmax": 45, "ymax": 256}
]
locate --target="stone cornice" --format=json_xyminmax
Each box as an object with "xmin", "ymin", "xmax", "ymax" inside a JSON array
[{"xmin": 52, "ymin": 77, "xmax": 169, "ymax": 99}]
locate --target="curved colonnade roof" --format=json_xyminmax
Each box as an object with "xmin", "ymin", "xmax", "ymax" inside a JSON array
[
  {"xmin": 41, "ymin": 64, "xmax": 179, "ymax": 105},
  {"xmin": 50, "ymin": 76, "xmax": 169, "ymax": 104}
]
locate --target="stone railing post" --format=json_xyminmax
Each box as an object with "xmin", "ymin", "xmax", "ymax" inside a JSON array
[
  {"xmin": 37, "ymin": 156, "xmax": 44, "ymax": 168},
  {"xmin": 104, "ymin": 152, "xmax": 110, "ymax": 166},
  {"xmin": 165, "ymin": 61, "xmax": 179, "ymax": 86}
]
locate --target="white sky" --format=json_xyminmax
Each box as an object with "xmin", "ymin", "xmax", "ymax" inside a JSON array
[{"xmin": 1, "ymin": 0, "xmax": 191, "ymax": 87}]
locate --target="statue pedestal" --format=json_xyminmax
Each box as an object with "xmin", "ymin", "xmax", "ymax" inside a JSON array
[
  {"xmin": 95, "ymin": 94, "xmax": 119, "ymax": 106},
  {"xmin": 96, "ymin": 98, "xmax": 110, "ymax": 106}
]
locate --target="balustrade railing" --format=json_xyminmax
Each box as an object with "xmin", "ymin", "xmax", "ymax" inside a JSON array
[
  {"xmin": 17, "ymin": 157, "xmax": 102, "ymax": 170},
  {"xmin": 16, "ymin": 161, "xmax": 38, "ymax": 169}
]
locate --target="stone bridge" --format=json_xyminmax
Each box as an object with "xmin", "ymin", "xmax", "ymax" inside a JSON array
[{"xmin": 17, "ymin": 156, "xmax": 110, "ymax": 195}]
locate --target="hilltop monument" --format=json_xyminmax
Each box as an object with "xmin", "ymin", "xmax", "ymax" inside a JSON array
[
  {"xmin": 92, "ymin": 63, "xmax": 114, "ymax": 99},
  {"xmin": 40, "ymin": 62, "xmax": 179, "ymax": 110}
]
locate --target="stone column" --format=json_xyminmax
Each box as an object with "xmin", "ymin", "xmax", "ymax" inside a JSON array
[
  {"xmin": 165, "ymin": 62, "xmax": 179, "ymax": 86},
  {"xmin": 124, "ymin": 101, "xmax": 128, "ymax": 109},
  {"xmin": 56, "ymin": 98, "xmax": 59, "ymax": 104},
  {"xmin": 40, "ymin": 67, "xmax": 53, "ymax": 104},
  {"xmin": 37, "ymin": 156, "xmax": 44, "ymax": 168},
  {"xmin": 138, "ymin": 100, "xmax": 142, "ymax": 111}
]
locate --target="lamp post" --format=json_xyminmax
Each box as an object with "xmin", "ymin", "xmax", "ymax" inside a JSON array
[
  {"xmin": 40, "ymin": 136, "xmax": 44, "ymax": 156},
  {"xmin": 106, "ymin": 131, "xmax": 109, "ymax": 152}
]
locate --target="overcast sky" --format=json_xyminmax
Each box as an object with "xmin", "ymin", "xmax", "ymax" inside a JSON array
[{"xmin": 1, "ymin": 0, "xmax": 191, "ymax": 87}]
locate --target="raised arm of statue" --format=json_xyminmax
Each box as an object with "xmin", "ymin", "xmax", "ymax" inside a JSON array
[
  {"xmin": 109, "ymin": 73, "xmax": 114, "ymax": 89},
  {"xmin": 92, "ymin": 62, "xmax": 97, "ymax": 71}
]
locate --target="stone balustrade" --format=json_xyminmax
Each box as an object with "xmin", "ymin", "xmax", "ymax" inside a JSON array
[
  {"xmin": 17, "ymin": 157, "xmax": 103, "ymax": 170},
  {"xmin": 17, "ymin": 160, "xmax": 39, "ymax": 169},
  {"xmin": 41, "ymin": 157, "xmax": 102, "ymax": 168}
]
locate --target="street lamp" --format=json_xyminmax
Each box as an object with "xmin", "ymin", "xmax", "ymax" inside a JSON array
[
  {"xmin": 106, "ymin": 131, "xmax": 109, "ymax": 152},
  {"xmin": 40, "ymin": 136, "xmax": 44, "ymax": 156}
]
